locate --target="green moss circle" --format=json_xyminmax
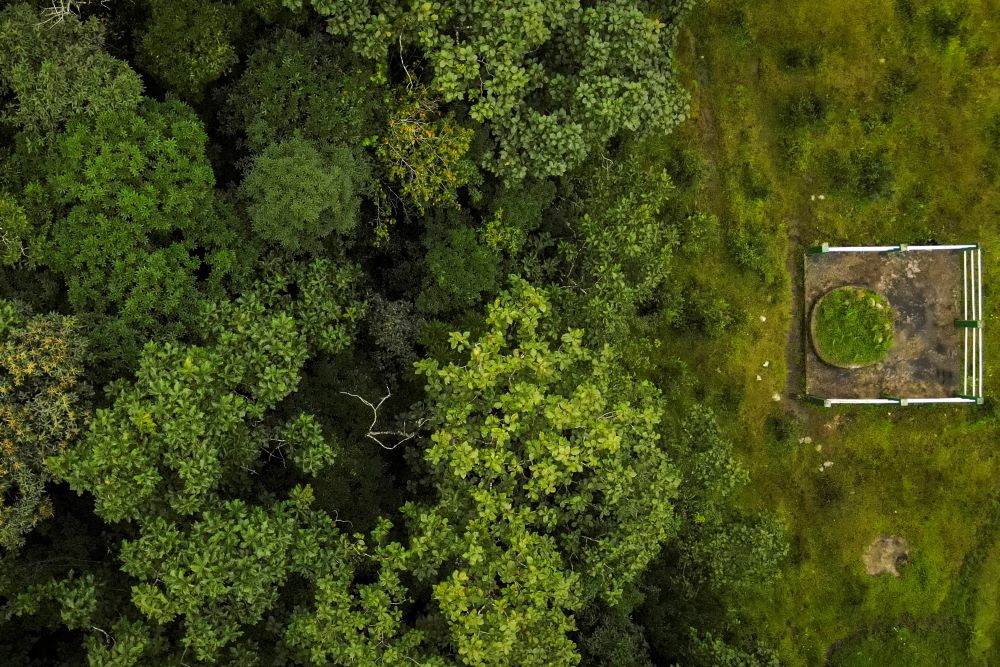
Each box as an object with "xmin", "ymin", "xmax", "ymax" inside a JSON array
[{"xmin": 811, "ymin": 287, "xmax": 894, "ymax": 368}]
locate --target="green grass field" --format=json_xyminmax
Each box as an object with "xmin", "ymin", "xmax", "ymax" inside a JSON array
[{"xmin": 648, "ymin": 0, "xmax": 1000, "ymax": 663}]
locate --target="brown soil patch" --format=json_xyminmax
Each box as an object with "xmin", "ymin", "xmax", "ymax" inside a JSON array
[
  {"xmin": 863, "ymin": 534, "xmax": 911, "ymax": 576},
  {"xmin": 804, "ymin": 250, "xmax": 963, "ymax": 398}
]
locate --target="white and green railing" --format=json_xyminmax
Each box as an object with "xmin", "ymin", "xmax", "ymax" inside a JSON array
[{"xmin": 805, "ymin": 243, "xmax": 983, "ymax": 407}]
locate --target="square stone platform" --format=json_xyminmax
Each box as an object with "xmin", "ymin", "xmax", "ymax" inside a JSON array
[{"xmin": 804, "ymin": 250, "xmax": 963, "ymax": 399}]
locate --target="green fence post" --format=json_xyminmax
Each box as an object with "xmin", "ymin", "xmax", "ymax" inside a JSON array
[{"xmin": 806, "ymin": 394, "xmax": 831, "ymax": 407}]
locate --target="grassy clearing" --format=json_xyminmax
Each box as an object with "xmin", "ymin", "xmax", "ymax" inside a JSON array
[{"xmin": 656, "ymin": 0, "xmax": 1000, "ymax": 663}]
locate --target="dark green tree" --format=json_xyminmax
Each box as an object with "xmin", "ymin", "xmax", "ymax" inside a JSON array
[
  {"xmin": 416, "ymin": 215, "xmax": 501, "ymax": 315},
  {"xmin": 48, "ymin": 259, "xmax": 364, "ymax": 523},
  {"xmin": 0, "ymin": 3, "xmax": 143, "ymax": 140},
  {"xmin": 136, "ymin": 0, "xmax": 244, "ymax": 101},
  {"xmin": 222, "ymin": 29, "xmax": 379, "ymax": 153},
  {"xmin": 554, "ymin": 148, "xmax": 681, "ymax": 346},
  {"xmin": 18, "ymin": 99, "xmax": 247, "ymax": 367},
  {"xmin": 240, "ymin": 137, "xmax": 364, "ymax": 251}
]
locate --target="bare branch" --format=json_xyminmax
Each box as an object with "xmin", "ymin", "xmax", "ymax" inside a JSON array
[{"xmin": 339, "ymin": 386, "xmax": 426, "ymax": 450}]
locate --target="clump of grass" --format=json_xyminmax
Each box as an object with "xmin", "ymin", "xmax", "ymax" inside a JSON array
[{"xmin": 813, "ymin": 287, "xmax": 894, "ymax": 367}]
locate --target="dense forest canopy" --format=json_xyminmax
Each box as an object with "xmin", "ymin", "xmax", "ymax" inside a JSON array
[{"xmin": 2, "ymin": 0, "xmax": 999, "ymax": 665}]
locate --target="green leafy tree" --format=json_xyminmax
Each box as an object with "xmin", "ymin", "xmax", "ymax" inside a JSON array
[
  {"xmin": 686, "ymin": 630, "xmax": 781, "ymax": 667},
  {"xmin": 19, "ymin": 99, "xmax": 246, "ymax": 367},
  {"xmin": 240, "ymin": 137, "xmax": 363, "ymax": 251},
  {"xmin": 288, "ymin": 0, "xmax": 692, "ymax": 180},
  {"xmin": 49, "ymin": 260, "xmax": 364, "ymax": 523},
  {"xmin": 0, "ymin": 301, "xmax": 90, "ymax": 552},
  {"xmin": 636, "ymin": 407, "xmax": 786, "ymax": 664},
  {"xmin": 554, "ymin": 150, "xmax": 680, "ymax": 346},
  {"xmin": 284, "ymin": 516, "xmax": 443, "ymax": 667},
  {"xmin": 406, "ymin": 278, "xmax": 681, "ymax": 665},
  {"xmin": 0, "ymin": 3, "xmax": 143, "ymax": 139},
  {"xmin": 416, "ymin": 215, "xmax": 501, "ymax": 315},
  {"xmin": 222, "ymin": 30, "xmax": 379, "ymax": 154},
  {"xmin": 376, "ymin": 87, "xmax": 476, "ymax": 211},
  {"xmin": 0, "ymin": 195, "xmax": 29, "ymax": 266},
  {"xmin": 667, "ymin": 407, "xmax": 787, "ymax": 600},
  {"xmin": 119, "ymin": 493, "xmax": 308, "ymax": 662},
  {"xmin": 136, "ymin": 0, "xmax": 243, "ymax": 101},
  {"xmin": 3, "ymin": 571, "xmax": 98, "ymax": 631}
]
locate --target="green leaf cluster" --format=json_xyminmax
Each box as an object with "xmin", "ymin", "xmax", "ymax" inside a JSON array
[
  {"xmin": 408, "ymin": 279, "xmax": 681, "ymax": 664},
  {"xmin": 240, "ymin": 137, "xmax": 363, "ymax": 251},
  {"xmin": 290, "ymin": 0, "xmax": 693, "ymax": 180},
  {"xmin": 0, "ymin": 4, "xmax": 143, "ymax": 138},
  {"xmin": 49, "ymin": 260, "xmax": 362, "ymax": 523},
  {"xmin": 17, "ymin": 98, "xmax": 247, "ymax": 368},
  {"xmin": 136, "ymin": 0, "xmax": 244, "ymax": 101}
]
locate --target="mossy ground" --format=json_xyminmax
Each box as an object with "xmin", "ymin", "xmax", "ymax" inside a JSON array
[
  {"xmin": 813, "ymin": 287, "xmax": 894, "ymax": 367},
  {"xmin": 636, "ymin": 0, "xmax": 1000, "ymax": 664}
]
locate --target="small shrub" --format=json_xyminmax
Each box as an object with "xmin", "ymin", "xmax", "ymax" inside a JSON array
[
  {"xmin": 895, "ymin": 0, "xmax": 916, "ymax": 22},
  {"xmin": 779, "ymin": 92, "xmax": 828, "ymax": 129},
  {"xmin": 987, "ymin": 113, "xmax": 1000, "ymax": 152},
  {"xmin": 720, "ymin": 6, "xmax": 753, "ymax": 47},
  {"xmin": 926, "ymin": 3, "xmax": 967, "ymax": 43},
  {"xmin": 662, "ymin": 145, "xmax": 705, "ymax": 190},
  {"xmin": 739, "ymin": 161, "xmax": 771, "ymax": 199},
  {"xmin": 879, "ymin": 67, "xmax": 921, "ymax": 107},
  {"xmin": 766, "ymin": 414, "xmax": 802, "ymax": 452},
  {"xmin": 777, "ymin": 44, "xmax": 822, "ymax": 71},
  {"xmin": 679, "ymin": 212, "xmax": 720, "ymax": 257},
  {"xmin": 824, "ymin": 147, "xmax": 895, "ymax": 199},
  {"xmin": 683, "ymin": 292, "xmax": 739, "ymax": 338},
  {"xmin": 727, "ymin": 196, "xmax": 786, "ymax": 286}
]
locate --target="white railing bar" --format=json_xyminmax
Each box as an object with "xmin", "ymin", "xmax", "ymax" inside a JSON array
[
  {"xmin": 972, "ymin": 250, "xmax": 978, "ymax": 396},
  {"xmin": 964, "ymin": 250, "xmax": 969, "ymax": 395},
  {"xmin": 822, "ymin": 398, "xmax": 978, "ymax": 405},
  {"xmin": 979, "ymin": 328, "xmax": 985, "ymax": 398},
  {"xmin": 819, "ymin": 245, "xmax": 976, "ymax": 252},
  {"xmin": 978, "ymin": 249, "xmax": 984, "ymax": 398},
  {"xmin": 826, "ymin": 246, "xmax": 899, "ymax": 252},
  {"xmin": 906, "ymin": 244, "xmax": 979, "ymax": 251}
]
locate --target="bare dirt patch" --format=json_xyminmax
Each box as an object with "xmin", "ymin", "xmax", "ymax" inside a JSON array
[
  {"xmin": 863, "ymin": 534, "xmax": 911, "ymax": 576},
  {"xmin": 804, "ymin": 250, "xmax": 963, "ymax": 398}
]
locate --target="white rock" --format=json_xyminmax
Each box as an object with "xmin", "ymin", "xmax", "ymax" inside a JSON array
[
  {"xmin": 763, "ymin": 360, "xmax": 770, "ymax": 368},
  {"xmin": 772, "ymin": 393, "xmax": 781, "ymax": 402},
  {"xmin": 823, "ymin": 461, "xmax": 834, "ymax": 468},
  {"xmin": 756, "ymin": 374, "xmax": 762, "ymax": 381},
  {"xmin": 818, "ymin": 194, "xmax": 826, "ymax": 200},
  {"xmin": 760, "ymin": 315, "xmax": 767, "ymax": 322}
]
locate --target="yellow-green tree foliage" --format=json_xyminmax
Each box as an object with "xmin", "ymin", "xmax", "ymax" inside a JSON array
[
  {"xmin": 0, "ymin": 301, "xmax": 90, "ymax": 552},
  {"xmin": 405, "ymin": 279, "xmax": 681, "ymax": 666},
  {"xmin": 376, "ymin": 87, "xmax": 476, "ymax": 211}
]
